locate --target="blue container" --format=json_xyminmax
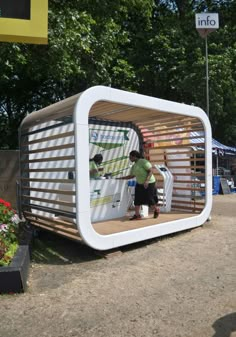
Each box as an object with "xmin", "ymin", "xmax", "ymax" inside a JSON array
[
  {"xmin": 213, "ymin": 175, "xmax": 220, "ymax": 194},
  {"xmin": 128, "ymin": 180, "xmax": 136, "ymax": 187}
]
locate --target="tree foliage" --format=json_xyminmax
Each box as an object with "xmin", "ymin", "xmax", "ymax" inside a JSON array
[{"xmin": 0, "ymin": 0, "xmax": 235, "ymax": 148}]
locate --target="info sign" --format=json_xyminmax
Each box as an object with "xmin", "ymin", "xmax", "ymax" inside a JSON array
[
  {"xmin": 195, "ymin": 13, "xmax": 219, "ymax": 38},
  {"xmin": 0, "ymin": 0, "xmax": 48, "ymax": 44}
]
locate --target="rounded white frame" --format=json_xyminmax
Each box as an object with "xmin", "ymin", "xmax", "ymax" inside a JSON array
[{"xmin": 74, "ymin": 86, "xmax": 212, "ymax": 250}]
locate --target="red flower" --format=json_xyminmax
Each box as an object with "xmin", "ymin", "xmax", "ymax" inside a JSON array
[{"xmin": 0, "ymin": 199, "xmax": 12, "ymax": 209}]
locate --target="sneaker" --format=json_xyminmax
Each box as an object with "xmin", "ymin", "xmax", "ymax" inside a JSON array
[
  {"xmin": 129, "ymin": 214, "xmax": 142, "ymax": 221},
  {"xmin": 153, "ymin": 208, "xmax": 160, "ymax": 219}
]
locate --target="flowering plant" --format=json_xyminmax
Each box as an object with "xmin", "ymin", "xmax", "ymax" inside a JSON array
[{"xmin": 0, "ymin": 198, "xmax": 20, "ymax": 266}]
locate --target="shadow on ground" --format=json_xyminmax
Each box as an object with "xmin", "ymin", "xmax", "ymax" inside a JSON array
[
  {"xmin": 31, "ymin": 226, "xmax": 196, "ymax": 266},
  {"xmin": 31, "ymin": 230, "xmax": 99, "ymax": 265},
  {"xmin": 31, "ymin": 229, "xmax": 158, "ymax": 265},
  {"xmin": 212, "ymin": 312, "xmax": 236, "ymax": 337}
]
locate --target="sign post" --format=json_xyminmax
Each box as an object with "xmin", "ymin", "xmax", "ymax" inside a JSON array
[{"xmin": 195, "ymin": 13, "xmax": 219, "ymax": 117}]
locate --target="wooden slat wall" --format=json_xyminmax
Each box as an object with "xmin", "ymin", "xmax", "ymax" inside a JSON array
[
  {"xmin": 19, "ymin": 118, "xmax": 78, "ymax": 238},
  {"xmin": 138, "ymin": 115, "xmax": 206, "ymax": 213},
  {"xmin": 24, "ymin": 212, "xmax": 81, "ymax": 241}
]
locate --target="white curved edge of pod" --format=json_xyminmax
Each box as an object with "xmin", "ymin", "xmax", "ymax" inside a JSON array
[{"xmin": 73, "ymin": 86, "xmax": 212, "ymax": 251}]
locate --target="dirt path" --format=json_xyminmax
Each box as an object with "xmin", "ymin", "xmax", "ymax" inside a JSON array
[{"xmin": 1, "ymin": 194, "xmax": 236, "ymax": 337}]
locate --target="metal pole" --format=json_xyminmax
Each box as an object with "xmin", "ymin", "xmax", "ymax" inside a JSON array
[{"xmin": 205, "ymin": 35, "xmax": 209, "ymax": 117}]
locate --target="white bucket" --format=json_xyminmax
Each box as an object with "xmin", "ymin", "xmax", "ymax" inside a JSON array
[{"xmin": 140, "ymin": 205, "xmax": 149, "ymax": 218}]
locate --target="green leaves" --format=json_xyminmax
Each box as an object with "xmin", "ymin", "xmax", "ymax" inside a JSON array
[{"xmin": 0, "ymin": 0, "xmax": 236, "ymax": 148}]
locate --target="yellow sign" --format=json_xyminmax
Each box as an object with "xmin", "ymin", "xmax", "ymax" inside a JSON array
[
  {"xmin": 0, "ymin": 0, "xmax": 48, "ymax": 44},
  {"xmin": 90, "ymin": 195, "xmax": 113, "ymax": 208}
]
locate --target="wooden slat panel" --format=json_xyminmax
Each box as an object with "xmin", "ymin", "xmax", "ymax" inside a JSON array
[
  {"xmin": 150, "ymin": 143, "xmax": 205, "ymax": 149},
  {"xmin": 165, "ymin": 165, "xmax": 205, "ymax": 169},
  {"xmin": 98, "ymin": 109, "xmax": 164, "ymax": 122},
  {"xmin": 22, "ymin": 143, "xmax": 74, "ymax": 154},
  {"xmin": 171, "ymin": 193, "xmax": 203, "ymax": 199},
  {"xmin": 22, "ymin": 195, "xmax": 75, "ymax": 207},
  {"xmin": 142, "ymin": 128, "xmax": 204, "ymax": 139},
  {"xmin": 21, "ymin": 107, "xmax": 74, "ymax": 132},
  {"xmin": 174, "ymin": 180, "xmax": 205, "ymax": 184},
  {"xmin": 172, "ymin": 199, "xmax": 205, "ymax": 205},
  {"xmin": 149, "ymin": 148, "xmax": 204, "ymax": 154},
  {"xmin": 155, "ymin": 150, "xmax": 204, "ymax": 156},
  {"xmin": 172, "ymin": 173, "xmax": 205, "ymax": 177},
  {"xmin": 22, "ymin": 203, "xmax": 76, "ymax": 219},
  {"xmin": 21, "ymin": 178, "xmax": 75, "ymax": 183},
  {"xmin": 152, "ymin": 158, "xmax": 204, "ymax": 163},
  {"xmin": 24, "ymin": 211, "xmax": 75, "ymax": 227},
  {"xmin": 171, "ymin": 207, "xmax": 203, "ymax": 212},
  {"xmin": 90, "ymin": 104, "xmax": 139, "ymax": 118},
  {"xmin": 22, "ymin": 131, "xmax": 74, "ymax": 146},
  {"xmin": 141, "ymin": 123, "xmax": 203, "ymax": 134},
  {"xmin": 20, "ymin": 155, "xmax": 75, "ymax": 164},
  {"xmin": 158, "ymin": 166, "xmax": 204, "ymax": 170},
  {"xmin": 172, "ymin": 197, "xmax": 205, "ymax": 204},
  {"xmin": 141, "ymin": 124, "xmax": 203, "ymax": 134},
  {"xmin": 171, "ymin": 205, "xmax": 203, "ymax": 212},
  {"xmin": 24, "ymin": 167, "xmax": 75, "ymax": 173},
  {"xmin": 140, "ymin": 120, "xmax": 202, "ymax": 130},
  {"xmin": 28, "ymin": 218, "xmax": 81, "ymax": 241},
  {"xmin": 22, "ymin": 186, "xmax": 76, "ymax": 195},
  {"xmin": 143, "ymin": 135, "xmax": 205, "ymax": 145},
  {"xmin": 90, "ymin": 105, "xmax": 173, "ymax": 121},
  {"xmin": 173, "ymin": 187, "xmax": 205, "ymax": 191},
  {"xmin": 90, "ymin": 101, "xmax": 132, "ymax": 115},
  {"xmin": 138, "ymin": 115, "xmax": 189, "ymax": 125},
  {"xmin": 168, "ymin": 193, "xmax": 192, "ymax": 199},
  {"xmin": 136, "ymin": 116, "xmax": 199, "ymax": 127}
]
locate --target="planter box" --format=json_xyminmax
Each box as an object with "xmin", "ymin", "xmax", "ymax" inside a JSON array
[
  {"xmin": 0, "ymin": 224, "xmax": 32, "ymax": 294},
  {"xmin": 0, "ymin": 245, "xmax": 30, "ymax": 293}
]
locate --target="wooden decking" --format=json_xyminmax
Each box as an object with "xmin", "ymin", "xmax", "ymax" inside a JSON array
[
  {"xmin": 93, "ymin": 211, "xmax": 197, "ymax": 235},
  {"xmin": 25, "ymin": 210, "xmax": 199, "ymax": 240}
]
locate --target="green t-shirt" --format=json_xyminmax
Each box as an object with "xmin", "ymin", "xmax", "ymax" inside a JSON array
[
  {"xmin": 89, "ymin": 160, "xmax": 99, "ymax": 179},
  {"xmin": 130, "ymin": 158, "xmax": 155, "ymax": 184}
]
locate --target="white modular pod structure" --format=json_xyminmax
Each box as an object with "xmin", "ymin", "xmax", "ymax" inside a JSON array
[{"xmin": 19, "ymin": 86, "xmax": 212, "ymax": 250}]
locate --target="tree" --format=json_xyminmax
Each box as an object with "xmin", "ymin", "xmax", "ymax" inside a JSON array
[{"xmin": 0, "ymin": 0, "xmax": 235, "ymax": 148}]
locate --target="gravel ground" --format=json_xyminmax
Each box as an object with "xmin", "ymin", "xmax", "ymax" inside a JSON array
[{"xmin": 0, "ymin": 194, "xmax": 236, "ymax": 337}]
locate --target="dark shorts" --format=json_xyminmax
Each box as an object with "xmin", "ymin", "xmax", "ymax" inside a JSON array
[{"xmin": 134, "ymin": 182, "xmax": 158, "ymax": 206}]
